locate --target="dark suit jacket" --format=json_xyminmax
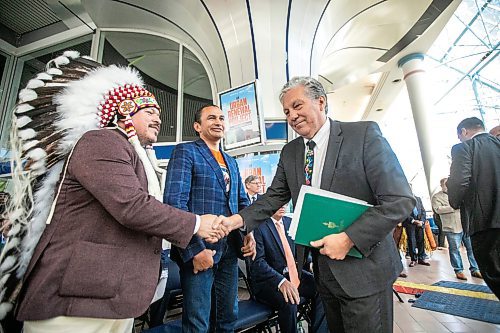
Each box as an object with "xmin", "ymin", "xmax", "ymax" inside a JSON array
[
  {"xmin": 164, "ymin": 139, "xmax": 249, "ymax": 264},
  {"xmin": 250, "ymin": 216, "xmax": 297, "ymax": 292},
  {"xmin": 16, "ymin": 129, "xmax": 196, "ymax": 321},
  {"xmin": 402, "ymin": 196, "xmax": 426, "ymax": 227},
  {"xmin": 448, "ymin": 133, "xmax": 500, "ymax": 235},
  {"xmin": 239, "ymin": 119, "xmax": 415, "ymax": 298},
  {"xmin": 413, "ymin": 196, "xmax": 426, "ymax": 221},
  {"xmin": 247, "ymin": 193, "xmax": 262, "ymax": 204}
]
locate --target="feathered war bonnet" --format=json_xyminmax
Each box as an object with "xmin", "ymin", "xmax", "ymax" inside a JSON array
[{"xmin": 0, "ymin": 51, "xmax": 163, "ymax": 319}]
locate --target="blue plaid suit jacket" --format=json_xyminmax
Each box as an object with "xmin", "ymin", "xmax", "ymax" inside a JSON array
[{"xmin": 164, "ymin": 139, "xmax": 249, "ymax": 263}]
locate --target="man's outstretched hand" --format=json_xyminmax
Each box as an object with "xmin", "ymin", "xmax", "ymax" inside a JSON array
[
  {"xmin": 213, "ymin": 214, "xmax": 244, "ymax": 233},
  {"xmin": 197, "ymin": 214, "xmax": 228, "ymax": 243},
  {"xmin": 197, "ymin": 214, "xmax": 246, "ymax": 243}
]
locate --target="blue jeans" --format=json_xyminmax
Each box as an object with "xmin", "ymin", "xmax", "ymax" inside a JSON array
[
  {"xmin": 445, "ymin": 232, "xmax": 479, "ymax": 273},
  {"xmin": 179, "ymin": 242, "xmax": 239, "ymax": 333}
]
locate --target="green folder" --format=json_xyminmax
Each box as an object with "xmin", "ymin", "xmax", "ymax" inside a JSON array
[{"xmin": 290, "ymin": 187, "xmax": 371, "ymax": 258}]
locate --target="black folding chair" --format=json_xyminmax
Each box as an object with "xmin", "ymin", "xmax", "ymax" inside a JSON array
[
  {"xmin": 135, "ymin": 250, "xmax": 184, "ymax": 331},
  {"xmin": 235, "ymin": 258, "xmax": 278, "ymax": 333}
]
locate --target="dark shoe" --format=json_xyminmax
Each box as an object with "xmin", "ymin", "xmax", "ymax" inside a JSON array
[
  {"xmin": 456, "ymin": 272, "xmax": 467, "ymax": 280},
  {"xmin": 409, "ymin": 261, "xmax": 416, "ymax": 267},
  {"xmin": 399, "ymin": 272, "xmax": 408, "ymax": 278},
  {"xmin": 418, "ymin": 259, "xmax": 430, "ymax": 266},
  {"xmin": 471, "ymin": 271, "xmax": 483, "ymax": 279}
]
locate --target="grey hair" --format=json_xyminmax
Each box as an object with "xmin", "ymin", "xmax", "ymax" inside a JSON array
[
  {"xmin": 244, "ymin": 175, "xmax": 259, "ymax": 185},
  {"xmin": 279, "ymin": 76, "xmax": 328, "ymax": 114}
]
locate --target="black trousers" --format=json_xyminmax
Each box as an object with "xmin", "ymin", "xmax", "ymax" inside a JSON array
[
  {"xmin": 255, "ymin": 271, "xmax": 328, "ymax": 333},
  {"xmin": 471, "ymin": 229, "xmax": 500, "ymax": 299},
  {"xmin": 433, "ymin": 213, "xmax": 445, "ymax": 248},
  {"xmin": 314, "ymin": 258, "xmax": 393, "ymax": 333},
  {"xmin": 404, "ymin": 223, "xmax": 425, "ymax": 261}
]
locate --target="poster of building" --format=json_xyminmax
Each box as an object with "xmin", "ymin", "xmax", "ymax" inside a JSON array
[{"xmin": 219, "ymin": 80, "xmax": 265, "ymax": 150}]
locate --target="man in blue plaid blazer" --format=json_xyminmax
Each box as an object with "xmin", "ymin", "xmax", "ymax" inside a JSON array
[{"xmin": 164, "ymin": 104, "xmax": 251, "ymax": 332}]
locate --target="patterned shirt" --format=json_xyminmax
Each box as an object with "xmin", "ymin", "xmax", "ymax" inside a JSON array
[{"xmin": 211, "ymin": 149, "xmax": 231, "ymax": 192}]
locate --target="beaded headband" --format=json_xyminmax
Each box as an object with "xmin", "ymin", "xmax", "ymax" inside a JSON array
[{"xmin": 98, "ymin": 84, "xmax": 160, "ymax": 128}]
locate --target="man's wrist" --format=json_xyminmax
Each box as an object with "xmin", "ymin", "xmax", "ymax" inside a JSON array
[
  {"xmin": 193, "ymin": 215, "xmax": 200, "ymax": 234},
  {"xmin": 277, "ymin": 278, "xmax": 287, "ymax": 290},
  {"xmin": 235, "ymin": 214, "xmax": 245, "ymax": 229},
  {"xmin": 341, "ymin": 232, "xmax": 354, "ymax": 249}
]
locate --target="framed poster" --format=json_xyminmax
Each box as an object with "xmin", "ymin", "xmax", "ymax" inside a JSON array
[
  {"xmin": 236, "ymin": 152, "xmax": 292, "ymax": 214},
  {"xmin": 218, "ymin": 80, "xmax": 265, "ymax": 150},
  {"xmin": 236, "ymin": 153, "xmax": 280, "ymax": 194}
]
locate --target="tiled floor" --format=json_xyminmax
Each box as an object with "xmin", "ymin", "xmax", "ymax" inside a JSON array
[
  {"xmin": 393, "ymin": 247, "xmax": 499, "ymax": 333},
  {"xmin": 142, "ymin": 247, "xmax": 499, "ymax": 332}
]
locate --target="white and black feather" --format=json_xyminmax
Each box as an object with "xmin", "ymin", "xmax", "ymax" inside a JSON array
[
  {"xmin": 0, "ymin": 49, "xmax": 161, "ymax": 321},
  {"xmin": 0, "ymin": 50, "xmax": 102, "ymax": 319}
]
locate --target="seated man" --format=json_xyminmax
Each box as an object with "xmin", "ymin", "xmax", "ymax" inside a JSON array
[{"xmin": 249, "ymin": 206, "xmax": 328, "ymax": 333}]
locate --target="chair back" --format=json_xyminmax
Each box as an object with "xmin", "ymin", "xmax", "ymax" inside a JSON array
[{"xmin": 235, "ymin": 258, "xmax": 277, "ymax": 331}]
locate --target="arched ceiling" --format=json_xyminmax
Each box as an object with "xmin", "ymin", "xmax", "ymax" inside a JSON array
[
  {"xmin": 1, "ymin": 0, "xmax": 461, "ymax": 121},
  {"xmin": 81, "ymin": 0, "xmax": 459, "ymax": 120}
]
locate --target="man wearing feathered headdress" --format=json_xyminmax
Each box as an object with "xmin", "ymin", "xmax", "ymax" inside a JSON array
[{"xmin": 0, "ymin": 51, "xmax": 227, "ymax": 333}]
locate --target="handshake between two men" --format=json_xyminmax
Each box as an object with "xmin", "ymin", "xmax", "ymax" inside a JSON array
[
  {"xmin": 196, "ymin": 214, "xmax": 256, "ymax": 260},
  {"xmin": 197, "ymin": 213, "xmax": 356, "ymax": 262}
]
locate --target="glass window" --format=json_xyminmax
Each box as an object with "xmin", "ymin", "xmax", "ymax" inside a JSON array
[
  {"xmin": 182, "ymin": 47, "xmax": 212, "ymax": 141},
  {"xmin": 0, "ymin": 51, "xmax": 9, "ymax": 154},
  {"xmin": 16, "ymin": 39, "xmax": 92, "ymax": 99},
  {"xmin": 0, "ymin": 35, "xmax": 92, "ymax": 145},
  {"xmin": 103, "ymin": 32, "xmax": 180, "ymax": 142},
  {"xmin": 425, "ymin": 0, "xmax": 498, "ymax": 130},
  {"xmin": 0, "ymin": 53, "xmax": 7, "ymax": 94},
  {"xmin": 381, "ymin": 0, "xmax": 498, "ymax": 200}
]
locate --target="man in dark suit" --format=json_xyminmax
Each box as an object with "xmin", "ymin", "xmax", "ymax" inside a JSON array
[
  {"xmin": 164, "ymin": 104, "xmax": 253, "ymax": 332},
  {"xmin": 245, "ymin": 175, "xmax": 262, "ymax": 204},
  {"xmin": 402, "ymin": 196, "xmax": 430, "ymax": 267},
  {"xmin": 250, "ymin": 205, "xmax": 327, "ymax": 333},
  {"xmin": 220, "ymin": 77, "xmax": 414, "ymax": 332},
  {"xmin": 447, "ymin": 117, "xmax": 500, "ymax": 298}
]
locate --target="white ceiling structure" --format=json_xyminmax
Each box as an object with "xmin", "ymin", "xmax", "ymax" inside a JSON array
[
  {"xmin": 1, "ymin": 0, "xmax": 461, "ymax": 122},
  {"xmin": 80, "ymin": 0, "xmax": 460, "ymax": 121}
]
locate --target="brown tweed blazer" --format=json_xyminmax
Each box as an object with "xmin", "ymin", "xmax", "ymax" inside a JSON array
[{"xmin": 17, "ymin": 129, "xmax": 195, "ymax": 321}]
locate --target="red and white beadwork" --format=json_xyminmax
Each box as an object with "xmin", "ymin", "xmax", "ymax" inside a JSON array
[{"xmin": 97, "ymin": 84, "xmax": 160, "ymax": 128}]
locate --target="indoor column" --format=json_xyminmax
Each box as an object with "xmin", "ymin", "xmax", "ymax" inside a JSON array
[{"xmin": 398, "ymin": 53, "xmax": 439, "ymax": 197}]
